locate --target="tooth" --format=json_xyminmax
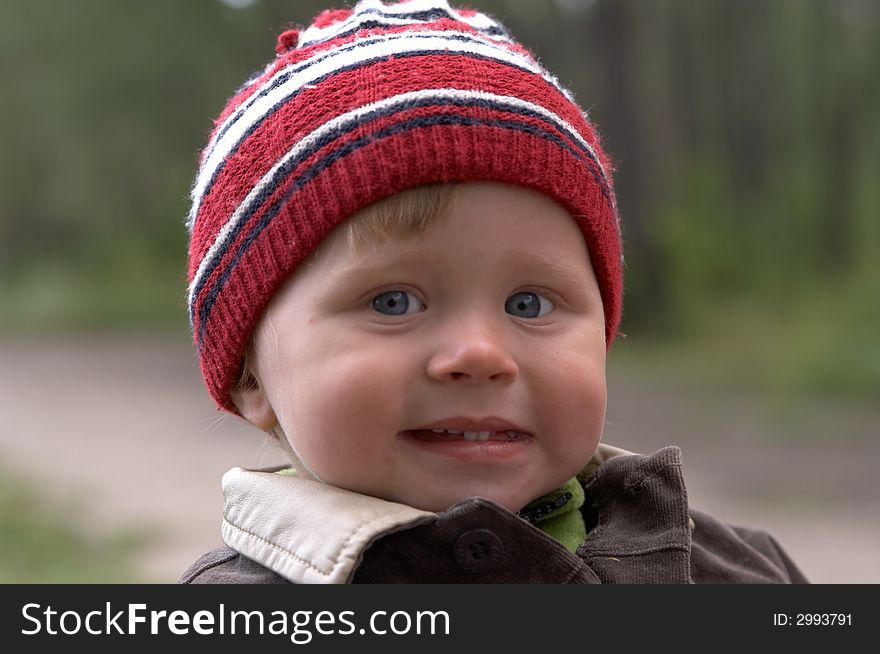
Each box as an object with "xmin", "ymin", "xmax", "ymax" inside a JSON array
[
  {"xmin": 463, "ymin": 431, "xmax": 478, "ymax": 441},
  {"xmin": 446, "ymin": 429, "xmax": 463, "ymax": 435},
  {"xmin": 431, "ymin": 429, "xmax": 444, "ymax": 433},
  {"xmin": 477, "ymin": 431, "xmax": 491, "ymax": 441}
]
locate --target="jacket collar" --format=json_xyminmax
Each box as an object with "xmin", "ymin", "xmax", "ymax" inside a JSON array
[
  {"xmin": 578, "ymin": 444, "xmax": 694, "ymax": 583},
  {"xmin": 221, "ymin": 467, "xmax": 435, "ymax": 583},
  {"xmin": 220, "ymin": 443, "xmax": 691, "ymax": 584}
]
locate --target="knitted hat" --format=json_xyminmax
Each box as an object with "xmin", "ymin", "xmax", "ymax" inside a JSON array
[{"xmin": 187, "ymin": 0, "xmax": 623, "ymax": 413}]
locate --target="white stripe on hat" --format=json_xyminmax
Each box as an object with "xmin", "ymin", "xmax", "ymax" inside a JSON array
[{"xmin": 298, "ymin": 0, "xmax": 509, "ymax": 48}]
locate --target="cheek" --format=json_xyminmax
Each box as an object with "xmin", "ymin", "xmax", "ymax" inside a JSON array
[
  {"xmin": 554, "ymin": 363, "xmax": 606, "ymax": 426},
  {"xmin": 270, "ymin": 340, "xmax": 414, "ymax": 453},
  {"xmin": 532, "ymin": 342, "xmax": 607, "ymax": 448}
]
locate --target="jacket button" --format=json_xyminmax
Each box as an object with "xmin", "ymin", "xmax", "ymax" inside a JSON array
[{"xmin": 453, "ymin": 529, "xmax": 502, "ymax": 573}]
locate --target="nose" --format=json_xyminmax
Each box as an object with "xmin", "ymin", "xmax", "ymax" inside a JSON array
[{"xmin": 426, "ymin": 322, "xmax": 519, "ymax": 384}]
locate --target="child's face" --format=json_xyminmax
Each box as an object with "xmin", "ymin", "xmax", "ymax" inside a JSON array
[{"xmin": 239, "ymin": 182, "xmax": 607, "ymax": 513}]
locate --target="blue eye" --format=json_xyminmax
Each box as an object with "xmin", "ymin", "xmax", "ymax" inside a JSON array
[
  {"xmin": 371, "ymin": 291, "xmax": 424, "ymax": 316},
  {"xmin": 505, "ymin": 291, "xmax": 554, "ymax": 318}
]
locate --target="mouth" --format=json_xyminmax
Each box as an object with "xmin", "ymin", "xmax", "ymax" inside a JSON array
[
  {"xmin": 399, "ymin": 417, "xmax": 534, "ymax": 462},
  {"xmin": 405, "ymin": 428, "xmax": 531, "ymax": 443}
]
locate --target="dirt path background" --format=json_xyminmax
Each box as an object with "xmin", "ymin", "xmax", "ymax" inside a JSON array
[{"xmin": 1, "ymin": 333, "xmax": 877, "ymax": 583}]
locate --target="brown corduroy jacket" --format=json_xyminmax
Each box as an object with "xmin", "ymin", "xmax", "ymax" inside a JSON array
[{"xmin": 179, "ymin": 445, "xmax": 808, "ymax": 584}]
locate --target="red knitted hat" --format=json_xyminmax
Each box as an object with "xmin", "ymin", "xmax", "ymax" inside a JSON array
[{"xmin": 186, "ymin": 0, "xmax": 623, "ymax": 413}]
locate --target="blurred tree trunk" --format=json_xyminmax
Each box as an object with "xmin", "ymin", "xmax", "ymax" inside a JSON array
[{"xmin": 586, "ymin": 0, "xmax": 703, "ymax": 331}]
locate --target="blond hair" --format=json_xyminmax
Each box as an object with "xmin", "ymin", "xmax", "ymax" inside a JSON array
[{"xmin": 341, "ymin": 182, "xmax": 458, "ymax": 249}]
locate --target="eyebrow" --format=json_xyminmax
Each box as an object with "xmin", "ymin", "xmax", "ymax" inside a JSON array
[
  {"xmin": 500, "ymin": 250, "xmax": 594, "ymax": 290},
  {"xmin": 322, "ymin": 250, "xmax": 431, "ymax": 288}
]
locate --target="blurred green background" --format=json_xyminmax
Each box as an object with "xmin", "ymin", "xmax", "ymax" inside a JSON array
[{"xmin": 1, "ymin": 0, "xmax": 877, "ymax": 582}]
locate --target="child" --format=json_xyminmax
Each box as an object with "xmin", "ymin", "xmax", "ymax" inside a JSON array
[{"xmin": 180, "ymin": 0, "xmax": 806, "ymax": 583}]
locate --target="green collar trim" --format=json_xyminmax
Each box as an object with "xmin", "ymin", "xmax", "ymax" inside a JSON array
[
  {"xmin": 518, "ymin": 477, "xmax": 586, "ymax": 554},
  {"xmin": 276, "ymin": 467, "xmax": 298, "ymax": 477}
]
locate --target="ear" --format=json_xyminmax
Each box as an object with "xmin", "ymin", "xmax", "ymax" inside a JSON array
[{"xmin": 230, "ymin": 383, "xmax": 278, "ymax": 431}]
